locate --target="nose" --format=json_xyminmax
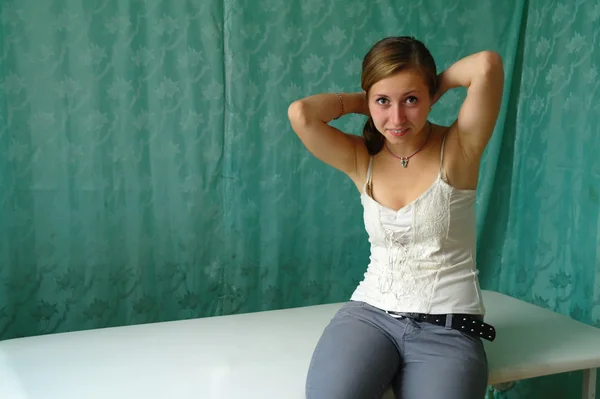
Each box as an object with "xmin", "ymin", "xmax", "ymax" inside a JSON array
[{"xmin": 391, "ymin": 105, "xmax": 407, "ymax": 125}]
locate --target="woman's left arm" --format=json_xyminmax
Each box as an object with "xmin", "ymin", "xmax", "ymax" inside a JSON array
[{"xmin": 436, "ymin": 51, "xmax": 504, "ymax": 159}]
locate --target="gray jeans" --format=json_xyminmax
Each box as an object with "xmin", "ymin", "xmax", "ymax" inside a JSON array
[{"xmin": 305, "ymin": 301, "xmax": 488, "ymax": 399}]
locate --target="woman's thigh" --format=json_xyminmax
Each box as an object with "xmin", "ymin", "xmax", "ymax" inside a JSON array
[
  {"xmin": 393, "ymin": 323, "xmax": 488, "ymax": 399},
  {"xmin": 306, "ymin": 301, "xmax": 400, "ymax": 399}
]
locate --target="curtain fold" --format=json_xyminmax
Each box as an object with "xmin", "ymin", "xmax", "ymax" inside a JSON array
[{"xmin": 0, "ymin": 0, "xmax": 227, "ymax": 336}]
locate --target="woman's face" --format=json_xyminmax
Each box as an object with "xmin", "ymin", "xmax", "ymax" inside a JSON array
[{"xmin": 367, "ymin": 69, "xmax": 433, "ymax": 145}]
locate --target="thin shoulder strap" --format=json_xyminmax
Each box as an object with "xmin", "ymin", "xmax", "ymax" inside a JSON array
[
  {"xmin": 440, "ymin": 134, "xmax": 448, "ymax": 180},
  {"xmin": 363, "ymin": 156, "xmax": 374, "ymax": 193}
]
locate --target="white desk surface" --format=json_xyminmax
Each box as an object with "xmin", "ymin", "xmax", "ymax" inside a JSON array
[{"xmin": 1, "ymin": 290, "xmax": 600, "ymax": 399}]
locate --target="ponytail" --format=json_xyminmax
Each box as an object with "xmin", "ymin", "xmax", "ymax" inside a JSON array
[{"xmin": 362, "ymin": 117, "xmax": 384, "ymax": 155}]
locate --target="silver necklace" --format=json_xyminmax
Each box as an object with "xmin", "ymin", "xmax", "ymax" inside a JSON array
[{"xmin": 384, "ymin": 122, "xmax": 432, "ymax": 168}]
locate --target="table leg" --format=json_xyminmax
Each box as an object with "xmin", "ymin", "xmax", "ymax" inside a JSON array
[{"xmin": 582, "ymin": 368, "xmax": 597, "ymax": 399}]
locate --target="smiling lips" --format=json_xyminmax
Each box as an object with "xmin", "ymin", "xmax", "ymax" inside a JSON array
[{"xmin": 388, "ymin": 127, "xmax": 410, "ymax": 137}]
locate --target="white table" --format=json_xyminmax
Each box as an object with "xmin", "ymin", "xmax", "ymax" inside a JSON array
[
  {"xmin": 0, "ymin": 290, "xmax": 599, "ymax": 399},
  {"xmin": 481, "ymin": 291, "xmax": 599, "ymax": 399}
]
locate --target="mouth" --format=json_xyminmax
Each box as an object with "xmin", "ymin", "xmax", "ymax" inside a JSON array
[{"xmin": 387, "ymin": 128, "xmax": 410, "ymax": 137}]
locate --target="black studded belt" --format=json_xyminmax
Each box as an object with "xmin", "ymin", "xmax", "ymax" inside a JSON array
[{"xmin": 386, "ymin": 312, "xmax": 496, "ymax": 342}]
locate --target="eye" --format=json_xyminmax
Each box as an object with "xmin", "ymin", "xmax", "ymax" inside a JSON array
[
  {"xmin": 375, "ymin": 97, "xmax": 389, "ymax": 105},
  {"xmin": 405, "ymin": 96, "xmax": 418, "ymax": 105}
]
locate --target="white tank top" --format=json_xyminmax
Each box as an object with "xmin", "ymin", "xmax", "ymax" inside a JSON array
[{"xmin": 350, "ymin": 135, "xmax": 485, "ymax": 315}]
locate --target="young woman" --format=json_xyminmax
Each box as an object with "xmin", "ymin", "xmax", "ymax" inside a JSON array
[{"xmin": 288, "ymin": 36, "xmax": 504, "ymax": 399}]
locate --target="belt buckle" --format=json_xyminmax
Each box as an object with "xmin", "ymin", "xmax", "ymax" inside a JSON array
[
  {"xmin": 385, "ymin": 310, "xmax": 403, "ymax": 318},
  {"xmin": 403, "ymin": 313, "xmax": 423, "ymax": 322},
  {"xmin": 405, "ymin": 313, "xmax": 422, "ymax": 321}
]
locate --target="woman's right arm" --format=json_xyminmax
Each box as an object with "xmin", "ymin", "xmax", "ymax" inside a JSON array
[{"xmin": 287, "ymin": 92, "xmax": 369, "ymax": 177}]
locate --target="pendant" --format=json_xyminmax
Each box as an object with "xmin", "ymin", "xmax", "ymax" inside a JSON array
[{"xmin": 401, "ymin": 158, "xmax": 409, "ymax": 168}]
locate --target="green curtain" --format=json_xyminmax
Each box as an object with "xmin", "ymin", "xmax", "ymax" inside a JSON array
[
  {"xmin": 1, "ymin": 0, "xmax": 598, "ymax": 397},
  {"xmin": 476, "ymin": 0, "xmax": 600, "ymax": 397}
]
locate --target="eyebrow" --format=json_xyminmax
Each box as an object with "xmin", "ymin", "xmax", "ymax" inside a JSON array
[{"xmin": 373, "ymin": 90, "xmax": 419, "ymax": 97}]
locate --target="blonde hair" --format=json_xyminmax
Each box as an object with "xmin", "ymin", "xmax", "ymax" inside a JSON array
[{"xmin": 361, "ymin": 37, "xmax": 437, "ymax": 154}]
